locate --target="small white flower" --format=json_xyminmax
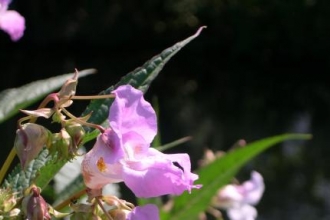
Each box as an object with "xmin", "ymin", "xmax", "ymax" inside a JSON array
[{"xmin": 213, "ymin": 171, "xmax": 265, "ymax": 220}]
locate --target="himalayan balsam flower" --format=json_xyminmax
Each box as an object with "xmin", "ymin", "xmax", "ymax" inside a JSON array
[
  {"xmin": 0, "ymin": 0, "xmax": 25, "ymax": 41},
  {"xmin": 127, "ymin": 204, "xmax": 159, "ymax": 220},
  {"xmin": 82, "ymin": 85, "xmax": 200, "ymax": 197},
  {"xmin": 213, "ymin": 171, "xmax": 265, "ymax": 220}
]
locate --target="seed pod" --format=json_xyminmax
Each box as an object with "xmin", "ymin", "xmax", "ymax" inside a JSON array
[
  {"xmin": 50, "ymin": 129, "xmax": 72, "ymax": 160},
  {"xmin": 65, "ymin": 122, "xmax": 85, "ymax": 150}
]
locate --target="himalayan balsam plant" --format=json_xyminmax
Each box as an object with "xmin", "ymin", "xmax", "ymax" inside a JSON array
[{"xmin": 0, "ymin": 4, "xmax": 311, "ymax": 220}]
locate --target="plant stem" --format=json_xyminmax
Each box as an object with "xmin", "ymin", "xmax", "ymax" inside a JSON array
[
  {"xmin": 61, "ymin": 108, "xmax": 105, "ymax": 132},
  {"xmin": 155, "ymin": 136, "xmax": 192, "ymax": 152},
  {"xmin": 0, "ymin": 147, "xmax": 17, "ymax": 184},
  {"xmin": 96, "ymin": 197, "xmax": 113, "ymax": 220},
  {"xmin": 71, "ymin": 94, "xmax": 115, "ymax": 100},
  {"xmin": 54, "ymin": 188, "xmax": 86, "ymax": 210}
]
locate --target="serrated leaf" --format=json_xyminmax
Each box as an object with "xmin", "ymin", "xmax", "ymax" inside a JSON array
[
  {"xmin": 162, "ymin": 133, "xmax": 311, "ymax": 220},
  {"xmin": 3, "ymin": 149, "xmax": 58, "ymax": 194},
  {"xmin": 2, "ymin": 150, "xmax": 69, "ymax": 196},
  {"xmin": 0, "ymin": 69, "xmax": 96, "ymax": 123},
  {"xmin": 82, "ymin": 27, "xmax": 206, "ymax": 133}
]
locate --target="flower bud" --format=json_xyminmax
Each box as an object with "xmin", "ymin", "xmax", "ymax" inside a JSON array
[
  {"xmin": 108, "ymin": 209, "xmax": 131, "ymax": 220},
  {"xmin": 65, "ymin": 122, "xmax": 85, "ymax": 149},
  {"xmin": 50, "ymin": 129, "xmax": 72, "ymax": 160},
  {"xmin": 21, "ymin": 185, "xmax": 51, "ymax": 220},
  {"xmin": 0, "ymin": 188, "xmax": 17, "ymax": 213},
  {"xmin": 70, "ymin": 203, "xmax": 101, "ymax": 220},
  {"xmin": 58, "ymin": 72, "xmax": 78, "ymax": 98},
  {"xmin": 14, "ymin": 123, "xmax": 51, "ymax": 169}
]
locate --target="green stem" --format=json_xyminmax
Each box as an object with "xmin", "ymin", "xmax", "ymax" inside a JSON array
[
  {"xmin": 54, "ymin": 188, "xmax": 86, "ymax": 210},
  {"xmin": 71, "ymin": 94, "xmax": 115, "ymax": 100},
  {"xmin": 0, "ymin": 147, "xmax": 17, "ymax": 185},
  {"xmin": 29, "ymin": 93, "xmax": 59, "ymax": 123},
  {"xmin": 155, "ymin": 136, "xmax": 192, "ymax": 152},
  {"xmin": 61, "ymin": 108, "xmax": 105, "ymax": 132}
]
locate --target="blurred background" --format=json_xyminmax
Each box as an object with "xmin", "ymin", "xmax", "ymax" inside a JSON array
[{"xmin": 1, "ymin": 1, "xmax": 330, "ymax": 219}]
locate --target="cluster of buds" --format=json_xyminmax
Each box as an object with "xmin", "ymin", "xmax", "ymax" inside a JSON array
[
  {"xmin": 70, "ymin": 189, "xmax": 159, "ymax": 220},
  {"xmin": 0, "ymin": 188, "xmax": 19, "ymax": 218},
  {"xmin": 14, "ymin": 71, "xmax": 92, "ymax": 169},
  {"xmin": 0, "ymin": 185, "xmax": 69, "ymax": 219}
]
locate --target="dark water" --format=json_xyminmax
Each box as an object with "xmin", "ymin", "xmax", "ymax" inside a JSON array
[{"xmin": 1, "ymin": 1, "xmax": 330, "ymax": 219}]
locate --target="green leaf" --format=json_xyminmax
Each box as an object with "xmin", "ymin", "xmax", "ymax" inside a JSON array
[
  {"xmin": 0, "ymin": 69, "xmax": 96, "ymax": 124},
  {"xmin": 162, "ymin": 133, "xmax": 312, "ymax": 220},
  {"xmin": 82, "ymin": 26, "xmax": 206, "ymax": 133},
  {"xmin": 2, "ymin": 149, "xmax": 63, "ymax": 195}
]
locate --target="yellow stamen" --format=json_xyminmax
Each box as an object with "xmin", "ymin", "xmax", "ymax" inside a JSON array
[{"xmin": 97, "ymin": 157, "xmax": 107, "ymax": 172}]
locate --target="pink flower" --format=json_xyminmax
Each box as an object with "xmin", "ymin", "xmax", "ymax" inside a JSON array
[
  {"xmin": 0, "ymin": 0, "xmax": 25, "ymax": 41},
  {"xmin": 213, "ymin": 171, "xmax": 265, "ymax": 220},
  {"xmin": 127, "ymin": 204, "xmax": 159, "ymax": 220},
  {"xmin": 82, "ymin": 85, "xmax": 200, "ymax": 197}
]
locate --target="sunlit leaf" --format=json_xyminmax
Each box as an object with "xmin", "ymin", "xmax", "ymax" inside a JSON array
[
  {"xmin": 162, "ymin": 133, "xmax": 311, "ymax": 220},
  {"xmin": 81, "ymin": 26, "xmax": 206, "ymax": 135}
]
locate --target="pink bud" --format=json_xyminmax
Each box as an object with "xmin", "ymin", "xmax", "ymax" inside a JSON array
[
  {"xmin": 21, "ymin": 185, "xmax": 51, "ymax": 220},
  {"xmin": 14, "ymin": 123, "xmax": 51, "ymax": 169}
]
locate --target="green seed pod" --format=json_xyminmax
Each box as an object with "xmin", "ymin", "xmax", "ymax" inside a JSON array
[
  {"xmin": 65, "ymin": 122, "xmax": 85, "ymax": 149},
  {"xmin": 50, "ymin": 129, "xmax": 72, "ymax": 160}
]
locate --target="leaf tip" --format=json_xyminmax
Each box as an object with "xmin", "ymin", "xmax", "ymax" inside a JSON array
[{"xmin": 194, "ymin": 26, "xmax": 207, "ymax": 37}]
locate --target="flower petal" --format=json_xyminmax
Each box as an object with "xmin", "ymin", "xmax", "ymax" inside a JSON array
[
  {"xmin": 215, "ymin": 185, "xmax": 244, "ymax": 209},
  {"xmin": 0, "ymin": 10, "xmax": 25, "ymax": 41},
  {"xmin": 214, "ymin": 171, "xmax": 264, "ymax": 210},
  {"xmin": 122, "ymin": 148, "xmax": 201, "ymax": 197},
  {"xmin": 0, "ymin": 0, "xmax": 11, "ymax": 11},
  {"xmin": 110, "ymin": 85, "xmax": 157, "ymax": 145},
  {"xmin": 81, "ymin": 130, "xmax": 124, "ymax": 189},
  {"xmin": 240, "ymin": 171, "xmax": 265, "ymax": 205},
  {"xmin": 227, "ymin": 204, "xmax": 257, "ymax": 220},
  {"xmin": 127, "ymin": 204, "xmax": 159, "ymax": 220}
]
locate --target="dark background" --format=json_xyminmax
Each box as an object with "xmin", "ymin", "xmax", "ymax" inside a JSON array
[{"xmin": 1, "ymin": 1, "xmax": 330, "ymax": 219}]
